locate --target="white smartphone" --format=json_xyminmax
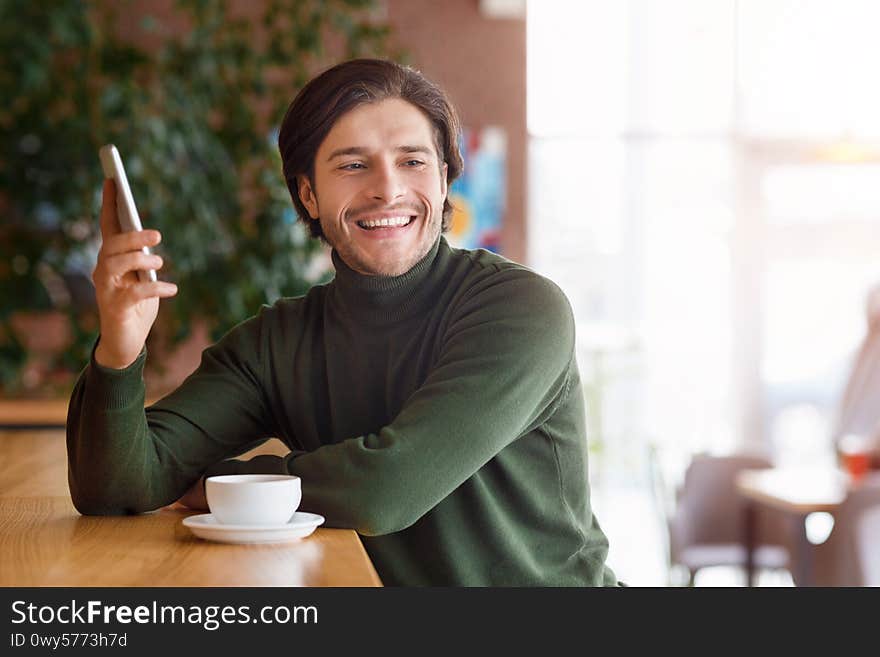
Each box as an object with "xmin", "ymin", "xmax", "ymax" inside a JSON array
[{"xmin": 98, "ymin": 144, "xmax": 157, "ymax": 282}]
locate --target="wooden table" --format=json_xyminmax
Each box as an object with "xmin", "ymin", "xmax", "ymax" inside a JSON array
[
  {"xmin": 0, "ymin": 397, "xmax": 161, "ymax": 429},
  {"xmin": 0, "ymin": 398, "xmax": 70, "ymax": 429},
  {"xmin": 0, "ymin": 430, "xmax": 382, "ymax": 587},
  {"xmin": 736, "ymin": 467, "xmax": 849, "ymax": 587}
]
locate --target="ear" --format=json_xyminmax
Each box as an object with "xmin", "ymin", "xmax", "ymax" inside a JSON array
[{"xmin": 297, "ymin": 175, "xmax": 319, "ymax": 219}]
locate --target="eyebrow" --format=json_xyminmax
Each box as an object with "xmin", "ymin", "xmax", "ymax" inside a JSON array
[{"xmin": 326, "ymin": 145, "xmax": 435, "ymax": 162}]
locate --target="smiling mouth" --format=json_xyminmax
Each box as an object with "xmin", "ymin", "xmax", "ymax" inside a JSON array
[{"xmin": 356, "ymin": 215, "xmax": 416, "ymax": 230}]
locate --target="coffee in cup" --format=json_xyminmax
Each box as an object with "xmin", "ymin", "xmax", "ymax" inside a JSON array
[{"xmin": 206, "ymin": 474, "xmax": 301, "ymax": 525}]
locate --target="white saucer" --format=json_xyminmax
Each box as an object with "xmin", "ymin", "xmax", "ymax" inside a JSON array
[{"xmin": 183, "ymin": 512, "xmax": 325, "ymax": 544}]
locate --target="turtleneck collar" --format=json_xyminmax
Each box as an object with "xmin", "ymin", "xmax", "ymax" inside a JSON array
[{"xmin": 328, "ymin": 236, "xmax": 448, "ymax": 324}]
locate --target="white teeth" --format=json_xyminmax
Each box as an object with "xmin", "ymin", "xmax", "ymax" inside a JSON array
[{"xmin": 357, "ymin": 216, "xmax": 412, "ymax": 229}]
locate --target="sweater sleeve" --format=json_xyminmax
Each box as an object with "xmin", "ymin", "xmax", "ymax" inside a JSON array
[
  {"xmin": 208, "ymin": 271, "xmax": 577, "ymax": 537},
  {"xmin": 66, "ymin": 310, "xmax": 276, "ymax": 515}
]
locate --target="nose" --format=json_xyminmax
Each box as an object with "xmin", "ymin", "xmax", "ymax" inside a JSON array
[{"xmin": 369, "ymin": 160, "xmax": 406, "ymax": 203}]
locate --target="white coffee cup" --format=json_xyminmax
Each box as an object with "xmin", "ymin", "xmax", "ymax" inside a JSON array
[{"xmin": 206, "ymin": 474, "xmax": 301, "ymax": 526}]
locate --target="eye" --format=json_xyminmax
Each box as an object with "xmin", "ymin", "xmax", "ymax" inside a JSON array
[
  {"xmin": 339, "ymin": 162, "xmax": 366, "ymax": 171},
  {"xmin": 403, "ymin": 159, "xmax": 426, "ymax": 167}
]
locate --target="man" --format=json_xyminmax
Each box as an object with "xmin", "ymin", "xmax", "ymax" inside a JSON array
[{"xmin": 68, "ymin": 59, "xmax": 618, "ymax": 586}]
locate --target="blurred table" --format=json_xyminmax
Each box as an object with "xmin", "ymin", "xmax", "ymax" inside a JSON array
[
  {"xmin": 0, "ymin": 429, "xmax": 382, "ymax": 586},
  {"xmin": 736, "ymin": 467, "xmax": 848, "ymax": 587},
  {"xmin": 0, "ymin": 397, "xmax": 163, "ymax": 429},
  {"xmin": 0, "ymin": 398, "xmax": 70, "ymax": 429}
]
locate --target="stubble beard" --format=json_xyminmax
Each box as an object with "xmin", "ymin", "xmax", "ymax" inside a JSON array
[{"xmin": 330, "ymin": 208, "xmax": 442, "ymax": 277}]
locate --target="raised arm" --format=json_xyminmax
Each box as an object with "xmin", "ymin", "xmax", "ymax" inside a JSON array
[
  {"xmin": 67, "ymin": 311, "xmax": 277, "ymax": 514},
  {"xmin": 67, "ymin": 181, "xmax": 272, "ymax": 514}
]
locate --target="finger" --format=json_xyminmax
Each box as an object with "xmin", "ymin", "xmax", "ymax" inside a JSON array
[
  {"xmin": 99, "ymin": 251, "xmax": 164, "ymax": 281},
  {"xmin": 100, "ymin": 229, "xmax": 162, "ymax": 258},
  {"xmin": 122, "ymin": 281, "xmax": 179, "ymax": 304},
  {"xmin": 99, "ymin": 179, "xmax": 121, "ymax": 239}
]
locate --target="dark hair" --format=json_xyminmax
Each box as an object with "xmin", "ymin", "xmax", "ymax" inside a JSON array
[{"xmin": 278, "ymin": 58, "xmax": 463, "ymax": 239}]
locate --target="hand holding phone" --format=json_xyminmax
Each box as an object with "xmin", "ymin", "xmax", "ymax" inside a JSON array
[
  {"xmin": 93, "ymin": 144, "xmax": 177, "ymax": 370},
  {"xmin": 98, "ymin": 144, "xmax": 157, "ymax": 282}
]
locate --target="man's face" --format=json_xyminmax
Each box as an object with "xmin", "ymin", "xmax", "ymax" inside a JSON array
[{"xmin": 298, "ymin": 98, "xmax": 448, "ymax": 277}]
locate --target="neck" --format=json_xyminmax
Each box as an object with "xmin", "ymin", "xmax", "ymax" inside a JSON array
[{"xmin": 329, "ymin": 236, "xmax": 448, "ymax": 324}]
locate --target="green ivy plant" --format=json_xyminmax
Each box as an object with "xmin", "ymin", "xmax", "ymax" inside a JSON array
[{"xmin": 0, "ymin": 0, "xmax": 400, "ymax": 395}]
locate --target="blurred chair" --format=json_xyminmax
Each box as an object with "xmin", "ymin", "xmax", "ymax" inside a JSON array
[
  {"xmin": 651, "ymin": 451, "xmax": 790, "ymax": 586},
  {"xmin": 790, "ymin": 475, "xmax": 880, "ymax": 587}
]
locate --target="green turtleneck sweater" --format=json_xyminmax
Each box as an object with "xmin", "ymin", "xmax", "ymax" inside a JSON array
[{"xmin": 67, "ymin": 237, "xmax": 617, "ymax": 586}]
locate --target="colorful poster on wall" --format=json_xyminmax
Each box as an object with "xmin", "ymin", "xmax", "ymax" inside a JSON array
[{"xmin": 447, "ymin": 126, "xmax": 506, "ymax": 253}]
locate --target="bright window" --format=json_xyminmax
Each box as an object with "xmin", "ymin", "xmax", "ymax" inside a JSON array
[{"xmin": 527, "ymin": 0, "xmax": 880, "ymax": 499}]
